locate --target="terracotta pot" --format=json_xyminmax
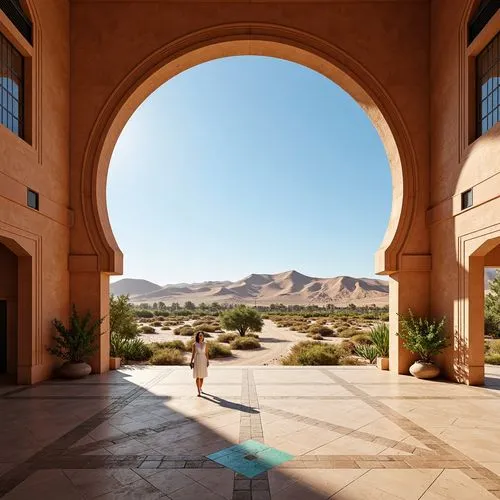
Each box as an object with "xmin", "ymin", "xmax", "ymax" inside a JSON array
[
  {"xmin": 59, "ymin": 361, "xmax": 92, "ymax": 379},
  {"xmin": 376, "ymin": 357, "xmax": 389, "ymax": 370},
  {"xmin": 109, "ymin": 357, "xmax": 121, "ymax": 370},
  {"xmin": 409, "ymin": 361, "xmax": 440, "ymax": 379}
]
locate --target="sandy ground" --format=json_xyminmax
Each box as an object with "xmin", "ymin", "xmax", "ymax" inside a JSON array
[{"xmin": 138, "ymin": 319, "xmax": 342, "ymax": 366}]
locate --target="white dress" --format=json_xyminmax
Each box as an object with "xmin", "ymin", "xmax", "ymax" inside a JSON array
[{"xmin": 193, "ymin": 341, "xmax": 208, "ymax": 379}]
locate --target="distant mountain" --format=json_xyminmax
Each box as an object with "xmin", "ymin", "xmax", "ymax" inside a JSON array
[
  {"xmin": 111, "ymin": 270, "xmax": 389, "ymax": 306},
  {"xmin": 110, "ymin": 278, "xmax": 162, "ymax": 297}
]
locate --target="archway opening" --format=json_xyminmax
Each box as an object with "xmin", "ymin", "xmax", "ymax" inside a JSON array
[
  {"xmin": 75, "ymin": 31, "xmax": 421, "ymax": 375},
  {"xmin": 105, "ymin": 53, "xmax": 396, "ymax": 367}
]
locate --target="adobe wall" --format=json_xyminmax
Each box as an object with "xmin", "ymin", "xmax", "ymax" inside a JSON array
[
  {"xmin": 0, "ymin": 1, "xmax": 71, "ymax": 383},
  {"xmin": 429, "ymin": 0, "xmax": 500, "ymax": 384}
]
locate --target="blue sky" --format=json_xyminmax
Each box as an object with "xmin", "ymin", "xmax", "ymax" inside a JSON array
[{"xmin": 107, "ymin": 56, "xmax": 391, "ymax": 285}]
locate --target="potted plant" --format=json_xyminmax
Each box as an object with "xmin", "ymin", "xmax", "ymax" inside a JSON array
[
  {"xmin": 370, "ymin": 323, "xmax": 389, "ymax": 370},
  {"xmin": 110, "ymin": 332, "xmax": 125, "ymax": 369},
  {"xmin": 47, "ymin": 306, "xmax": 102, "ymax": 379},
  {"xmin": 397, "ymin": 311, "xmax": 448, "ymax": 379}
]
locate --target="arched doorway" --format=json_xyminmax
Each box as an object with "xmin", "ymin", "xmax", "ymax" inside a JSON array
[
  {"xmin": 70, "ymin": 26, "xmax": 429, "ymax": 377},
  {"xmin": 0, "ymin": 235, "xmax": 33, "ymax": 384}
]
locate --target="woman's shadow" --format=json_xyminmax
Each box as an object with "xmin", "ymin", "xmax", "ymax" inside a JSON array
[{"xmin": 201, "ymin": 392, "xmax": 259, "ymax": 414}]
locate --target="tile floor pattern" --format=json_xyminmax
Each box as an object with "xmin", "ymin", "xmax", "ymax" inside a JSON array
[{"xmin": 1, "ymin": 366, "xmax": 500, "ymax": 498}]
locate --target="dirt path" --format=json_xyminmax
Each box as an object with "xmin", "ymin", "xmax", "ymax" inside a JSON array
[{"xmin": 211, "ymin": 319, "xmax": 305, "ymax": 366}]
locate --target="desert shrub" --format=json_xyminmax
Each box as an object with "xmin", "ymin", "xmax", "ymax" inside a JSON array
[
  {"xmin": 218, "ymin": 332, "xmax": 237, "ymax": 344},
  {"xmin": 113, "ymin": 337, "xmax": 152, "ymax": 361},
  {"xmin": 341, "ymin": 356, "xmax": 362, "ymax": 365},
  {"xmin": 140, "ymin": 325, "xmax": 156, "ymax": 334},
  {"xmin": 308, "ymin": 325, "xmax": 334, "ymax": 337},
  {"xmin": 174, "ymin": 325, "xmax": 195, "ymax": 336},
  {"xmin": 340, "ymin": 339, "xmax": 356, "ymax": 354},
  {"xmin": 230, "ymin": 337, "xmax": 261, "ymax": 350},
  {"xmin": 150, "ymin": 348, "xmax": 185, "ymax": 365},
  {"xmin": 135, "ymin": 309, "xmax": 154, "ymax": 319},
  {"xmin": 338, "ymin": 327, "xmax": 360, "ymax": 338},
  {"xmin": 485, "ymin": 353, "xmax": 500, "ymax": 365},
  {"xmin": 312, "ymin": 334, "xmax": 323, "ymax": 340},
  {"xmin": 282, "ymin": 341, "xmax": 346, "ymax": 366},
  {"xmin": 160, "ymin": 326, "xmax": 170, "ymax": 331},
  {"xmin": 194, "ymin": 323, "xmax": 218, "ymax": 333},
  {"xmin": 486, "ymin": 340, "xmax": 500, "ymax": 354},
  {"xmin": 354, "ymin": 344, "xmax": 378, "ymax": 363},
  {"xmin": 151, "ymin": 340, "xmax": 186, "ymax": 351},
  {"xmin": 351, "ymin": 333, "xmax": 373, "ymax": 345},
  {"xmin": 152, "ymin": 321, "xmax": 162, "ymax": 327},
  {"xmin": 207, "ymin": 341, "xmax": 232, "ymax": 358},
  {"xmin": 247, "ymin": 333, "xmax": 259, "ymax": 339}
]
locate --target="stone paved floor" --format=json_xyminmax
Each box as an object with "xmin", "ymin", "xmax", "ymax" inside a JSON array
[{"xmin": 1, "ymin": 365, "xmax": 500, "ymax": 499}]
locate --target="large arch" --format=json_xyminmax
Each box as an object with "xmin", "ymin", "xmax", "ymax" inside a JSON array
[{"xmin": 71, "ymin": 24, "xmax": 428, "ymax": 376}]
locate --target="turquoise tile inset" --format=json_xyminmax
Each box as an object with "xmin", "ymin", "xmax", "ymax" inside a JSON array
[{"xmin": 206, "ymin": 440, "xmax": 293, "ymax": 478}]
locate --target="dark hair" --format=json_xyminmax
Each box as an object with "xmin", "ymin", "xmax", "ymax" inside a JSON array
[{"xmin": 195, "ymin": 331, "xmax": 204, "ymax": 343}]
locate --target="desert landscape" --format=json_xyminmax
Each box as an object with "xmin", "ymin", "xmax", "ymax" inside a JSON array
[{"xmin": 111, "ymin": 270, "xmax": 390, "ymax": 307}]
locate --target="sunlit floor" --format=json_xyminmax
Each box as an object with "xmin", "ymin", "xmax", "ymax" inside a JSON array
[{"xmin": 1, "ymin": 365, "xmax": 500, "ymax": 499}]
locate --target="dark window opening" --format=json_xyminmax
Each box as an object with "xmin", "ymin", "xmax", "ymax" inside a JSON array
[
  {"xmin": 468, "ymin": 0, "xmax": 499, "ymax": 44},
  {"xmin": 476, "ymin": 32, "xmax": 499, "ymax": 137},
  {"xmin": 0, "ymin": 0, "xmax": 32, "ymax": 44},
  {"xmin": 27, "ymin": 188, "xmax": 38, "ymax": 210},
  {"xmin": 0, "ymin": 31, "xmax": 24, "ymax": 138},
  {"xmin": 461, "ymin": 189, "xmax": 473, "ymax": 210}
]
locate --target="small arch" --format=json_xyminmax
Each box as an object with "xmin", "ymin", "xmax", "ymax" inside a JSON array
[{"xmin": 78, "ymin": 24, "xmax": 418, "ymax": 278}]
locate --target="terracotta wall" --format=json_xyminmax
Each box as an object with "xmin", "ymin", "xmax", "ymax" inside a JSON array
[
  {"xmin": 0, "ymin": 1, "xmax": 71, "ymax": 383},
  {"xmin": 429, "ymin": 0, "xmax": 500, "ymax": 383}
]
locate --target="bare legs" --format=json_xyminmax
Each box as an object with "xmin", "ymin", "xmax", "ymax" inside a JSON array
[{"xmin": 195, "ymin": 378, "xmax": 205, "ymax": 396}]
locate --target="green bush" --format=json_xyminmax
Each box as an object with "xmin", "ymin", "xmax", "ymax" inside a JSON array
[
  {"xmin": 141, "ymin": 325, "xmax": 156, "ymax": 334},
  {"xmin": 218, "ymin": 332, "xmax": 237, "ymax": 344},
  {"xmin": 152, "ymin": 321, "xmax": 162, "ymax": 327},
  {"xmin": 282, "ymin": 341, "xmax": 346, "ymax": 366},
  {"xmin": 114, "ymin": 337, "xmax": 152, "ymax": 361},
  {"xmin": 230, "ymin": 337, "xmax": 261, "ymax": 350},
  {"xmin": 354, "ymin": 344, "xmax": 378, "ymax": 363},
  {"xmin": 151, "ymin": 340, "xmax": 186, "ymax": 352},
  {"xmin": 150, "ymin": 348, "xmax": 185, "ymax": 365},
  {"xmin": 174, "ymin": 325, "xmax": 195, "ymax": 336},
  {"xmin": 194, "ymin": 323, "xmax": 219, "ymax": 333},
  {"xmin": 370, "ymin": 323, "xmax": 389, "ymax": 357},
  {"xmin": 485, "ymin": 353, "xmax": 500, "ymax": 365},
  {"xmin": 110, "ymin": 295, "xmax": 139, "ymax": 339},
  {"xmin": 207, "ymin": 341, "xmax": 232, "ymax": 358},
  {"xmin": 308, "ymin": 325, "xmax": 335, "ymax": 337},
  {"xmin": 338, "ymin": 327, "xmax": 360, "ymax": 338},
  {"xmin": 247, "ymin": 333, "xmax": 260, "ymax": 339},
  {"xmin": 135, "ymin": 309, "xmax": 154, "ymax": 319}
]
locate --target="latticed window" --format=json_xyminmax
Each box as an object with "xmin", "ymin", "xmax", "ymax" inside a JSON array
[
  {"xmin": 476, "ymin": 32, "xmax": 499, "ymax": 136},
  {"xmin": 0, "ymin": 31, "xmax": 23, "ymax": 137}
]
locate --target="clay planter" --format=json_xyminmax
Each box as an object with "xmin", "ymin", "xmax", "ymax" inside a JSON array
[
  {"xmin": 109, "ymin": 357, "xmax": 121, "ymax": 370},
  {"xmin": 59, "ymin": 361, "xmax": 92, "ymax": 379},
  {"xmin": 376, "ymin": 357, "xmax": 389, "ymax": 370},
  {"xmin": 409, "ymin": 361, "xmax": 440, "ymax": 379}
]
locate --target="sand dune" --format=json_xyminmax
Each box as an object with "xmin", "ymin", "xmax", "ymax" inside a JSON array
[{"xmin": 111, "ymin": 270, "xmax": 390, "ymax": 306}]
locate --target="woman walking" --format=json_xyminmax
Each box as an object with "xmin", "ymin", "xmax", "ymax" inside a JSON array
[{"xmin": 190, "ymin": 332, "xmax": 209, "ymax": 396}]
